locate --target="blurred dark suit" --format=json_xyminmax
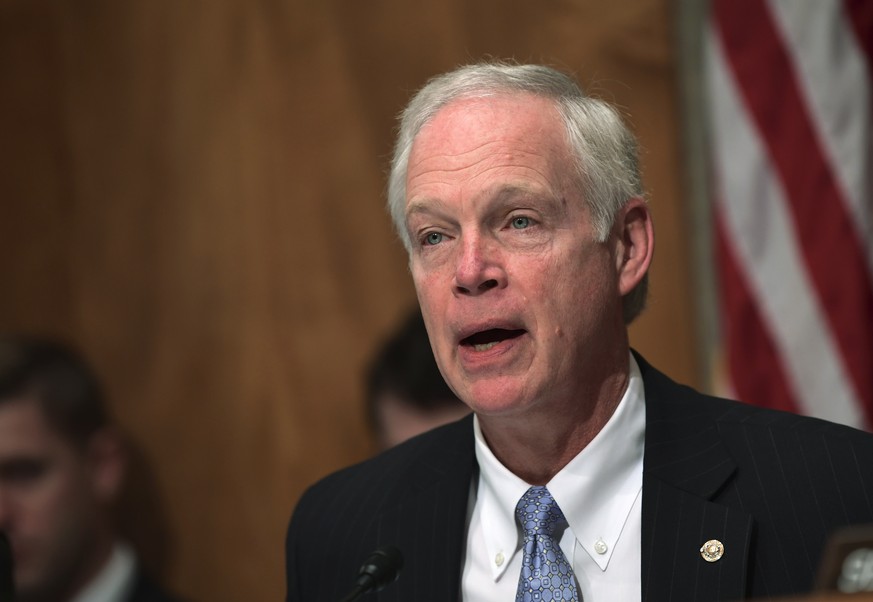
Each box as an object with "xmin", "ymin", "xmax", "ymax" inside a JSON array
[{"xmin": 129, "ymin": 572, "xmax": 184, "ymax": 602}]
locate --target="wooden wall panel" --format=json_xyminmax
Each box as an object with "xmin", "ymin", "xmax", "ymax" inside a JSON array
[{"xmin": 0, "ymin": 1, "xmax": 695, "ymax": 599}]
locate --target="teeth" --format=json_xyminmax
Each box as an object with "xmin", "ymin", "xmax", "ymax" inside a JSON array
[{"xmin": 473, "ymin": 342, "xmax": 499, "ymax": 351}]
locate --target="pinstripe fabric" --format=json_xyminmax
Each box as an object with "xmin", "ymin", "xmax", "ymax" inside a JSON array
[
  {"xmin": 285, "ymin": 414, "xmax": 475, "ymax": 602},
  {"xmin": 286, "ymin": 352, "xmax": 873, "ymax": 601},
  {"xmin": 641, "ymin": 353, "xmax": 873, "ymax": 601}
]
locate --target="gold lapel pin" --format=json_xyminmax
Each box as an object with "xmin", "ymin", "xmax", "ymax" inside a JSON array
[{"xmin": 700, "ymin": 539, "xmax": 725, "ymax": 562}]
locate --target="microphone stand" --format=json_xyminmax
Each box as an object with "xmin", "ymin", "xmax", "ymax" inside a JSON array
[
  {"xmin": 338, "ymin": 545, "xmax": 403, "ymax": 602},
  {"xmin": 340, "ymin": 583, "xmax": 367, "ymax": 602}
]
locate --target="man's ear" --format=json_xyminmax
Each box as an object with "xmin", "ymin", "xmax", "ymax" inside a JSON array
[
  {"xmin": 87, "ymin": 427, "xmax": 127, "ymax": 503},
  {"xmin": 614, "ymin": 197, "xmax": 654, "ymax": 296}
]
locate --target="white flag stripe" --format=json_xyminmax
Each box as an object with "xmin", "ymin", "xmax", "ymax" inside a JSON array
[
  {"xmin": 768, "ymin": 0, "xmax": 873, "ymax": 274},
  {"xmin": 707, "ymin": 29, "xmax": 865, "ymax": 427}
]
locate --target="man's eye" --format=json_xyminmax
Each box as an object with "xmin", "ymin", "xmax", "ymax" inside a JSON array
[
  {"xmin": 424, "ymin": 232, "xmax": 444, "ymax": 246},
  {"xmin": 511, "ymin": 216, "xmax": 532, "ymax": 229}
]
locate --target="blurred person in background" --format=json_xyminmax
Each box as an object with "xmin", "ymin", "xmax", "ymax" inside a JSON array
[
  {"xmin": 0, "ymin": 335, "xmax": 182, "ymax": 602},
  {"xmin": 365, "ymin": 308, "xmax": 470, "ymax": 450}
]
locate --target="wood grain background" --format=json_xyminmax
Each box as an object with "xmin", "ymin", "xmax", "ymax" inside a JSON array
[{"xmin": 0, "ymin": 1, "xmax": 699, "ymax": 599}]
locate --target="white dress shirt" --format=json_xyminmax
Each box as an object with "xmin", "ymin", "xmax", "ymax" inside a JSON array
[
  {"xmin": 461, "ymin": 354, "xmax": 645, "ymax": 601},
  {"xmin": 71, "ymin": 542, "xmax": 137, "ymax": 602}
]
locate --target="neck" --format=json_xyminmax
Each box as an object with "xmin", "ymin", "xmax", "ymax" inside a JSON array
[{"xmin": 477, "ymin": 352, "xmax": 630, "ymax": 485}]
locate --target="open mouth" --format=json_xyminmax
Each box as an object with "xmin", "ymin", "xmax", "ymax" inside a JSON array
[{"xmin": 460, "ymin": 328, "xmax": 525, "ymax": 351}]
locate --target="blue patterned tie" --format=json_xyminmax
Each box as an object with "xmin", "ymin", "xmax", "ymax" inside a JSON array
[{"xmin": 515, "ymin": 486, "xmax": 579, "ymax": 602}]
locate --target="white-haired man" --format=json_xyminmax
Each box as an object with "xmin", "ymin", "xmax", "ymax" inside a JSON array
[{"xmin": 285, "ymin": 62, "xmax": 873, "ymax": 602}]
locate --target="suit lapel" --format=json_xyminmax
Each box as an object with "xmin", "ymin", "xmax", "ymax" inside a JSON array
[
  {"xmin": 641, "ymin": 477, "xmax": 753, "ymax": 602},
  {"xmin": 374, "ymin": 416, "xmax": 476, "ymax": 602},
  {"xmin": 638, "ymin": 353, "xmax": 753, "ymax": 602}
]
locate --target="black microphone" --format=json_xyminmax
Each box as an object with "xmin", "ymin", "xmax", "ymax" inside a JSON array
[{"xmin": 339, "ymin": 545, "xmax": 403, "ymax": 602}]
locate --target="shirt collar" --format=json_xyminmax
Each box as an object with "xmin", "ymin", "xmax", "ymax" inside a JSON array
[
  {"xmin": 473, "ymin": 352, "xmax": 646, "ymax": 579},
  {"xmin": 70, "ymin": 542, "xmax": 137, "ymax": 602}
]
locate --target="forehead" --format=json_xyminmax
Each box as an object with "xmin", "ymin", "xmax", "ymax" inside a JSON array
[
  {"xmin": 0, "ymin": 398, "xmax": 64, "ymax": 458},
  {"xmin": 407, "ymin": 93, "xmax": 572, "ymax": 178}
]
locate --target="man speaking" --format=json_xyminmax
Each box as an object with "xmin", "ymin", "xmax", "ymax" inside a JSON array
[{"xmin": 285, "ymin": 62, "xmax": 873, "ymax": 601}]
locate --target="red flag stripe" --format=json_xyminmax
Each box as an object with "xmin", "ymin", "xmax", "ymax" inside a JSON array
[
  {"xmin": 715, "ymin": 210, "xmax": 801, "ymax": 415},
  {"xmin": 709, "ymin": 25, "xmax": 863, "ymax": 426},
  {"xmin": 714, "ymin": 0, "xmax": 873, "ymax": 425},
  {"xmin": 768, "ymin": 0, "xmax": 873, "ymax": 274}
]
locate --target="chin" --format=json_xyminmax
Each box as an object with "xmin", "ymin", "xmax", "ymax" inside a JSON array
[{"xmin": 460, "ymin": 381, "xmax": 535, "ymax": 417}]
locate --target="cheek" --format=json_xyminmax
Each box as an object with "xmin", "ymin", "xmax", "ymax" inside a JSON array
[
  {"xmin": 412, "ymin": 282, "xmax": 450, "ymax": 354},
  {"xmin": 541, "ymin": 257, "xmax": 616, "ymax": 324},
  {"xmin": 33, "ymin": 468, "xmax": 94, "ymax": 519},
  {"xmin": 12, "ymin": 490, "xmax": 66, "ymax": 548},
  {"xmin": 413, "ymin": 269, "xmax": 446, "ymax": 313},
  {"xmin": 32, "ymin": 477, "xmax": 76, "ymax": 517}
]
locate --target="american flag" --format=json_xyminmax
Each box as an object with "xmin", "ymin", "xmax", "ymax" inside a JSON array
[{"xmin": 706, "ymin": 0, "xmax": 873, "ymax": 429}]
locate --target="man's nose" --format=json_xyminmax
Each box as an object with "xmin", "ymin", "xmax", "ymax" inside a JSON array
[{"xmin": 452, "ymin": 234, "xmax": 507, "ymax": 296}]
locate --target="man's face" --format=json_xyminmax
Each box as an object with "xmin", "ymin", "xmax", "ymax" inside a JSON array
[
  {"xmin": 0, "ymin": 398, "xmax": 104, "ymax": 599},
  {"xmin": 404, "ymin": 94, "xmax": 628, "ymax": 419}
]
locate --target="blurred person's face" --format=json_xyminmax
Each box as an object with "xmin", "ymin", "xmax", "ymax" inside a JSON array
[
  {"xmin": 0, "ymin": 398, "xmax": 120, "ymax": 601},
  {"xmin": 375, "ymin": 392, "xmax": 471, "ymax": 449},
  {"xmin": 405, "ymin": 94, "xmax": 636, "ymax": 420}
]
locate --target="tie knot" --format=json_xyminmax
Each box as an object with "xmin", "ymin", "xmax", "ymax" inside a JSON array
[{"xmin": 515, "ymin": 486, "xmax": 566, "ymax": 539}]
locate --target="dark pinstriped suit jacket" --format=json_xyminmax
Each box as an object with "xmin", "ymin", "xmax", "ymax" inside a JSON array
[{"xmin": 286, "ymin": 353, "xmax": 873, "ymax": 601}]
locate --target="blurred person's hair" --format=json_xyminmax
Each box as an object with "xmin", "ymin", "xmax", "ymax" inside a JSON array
[
  {"xmin": 0, "ymin": 334, "xmax": 109, "ymax": 447},
  {"xmin": 365, "ymin": 309, "xmax": 463, "ymax": 435}
]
